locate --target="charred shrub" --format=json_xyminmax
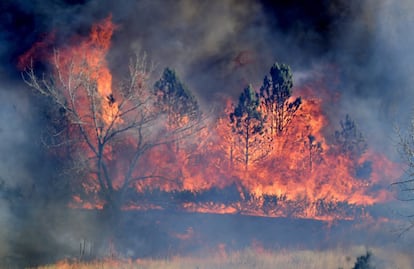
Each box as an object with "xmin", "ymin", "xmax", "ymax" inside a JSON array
[{"xmin": 352, "ymin": 251, "xmax": 375, "ymax": 269}]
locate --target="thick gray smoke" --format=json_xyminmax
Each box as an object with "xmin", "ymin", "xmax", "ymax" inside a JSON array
[
  {"xmin": 330, "ymin": 1, "xmax": 414, "ymax": 155},
  {"xmin": 1, "ymin": 0, "xmax": 414, "ymax": 266},
  {"xmin": 107, "ymin": 0, "xmax": 414, "ymax": 157}
]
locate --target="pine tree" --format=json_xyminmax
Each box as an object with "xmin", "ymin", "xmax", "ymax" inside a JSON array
[
  {"xmin": 334, "ymin": 114, "xmax": 367, "ymax": 159},
  {"xmin": 259, "ymin": 63, "xmax": 301, "ymax": 136},
  {"xmin": 154, "ymin": 67, "xmax": 200, "ymax": 128},
  {"xmin": 230, "ymin": 85, "xmax": 270, "ymax": 170}
]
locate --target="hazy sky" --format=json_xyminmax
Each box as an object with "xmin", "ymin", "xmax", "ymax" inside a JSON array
[
  {"xmin": 2, "ymin": 0, "xmax": 413, "ymax": 151},
  {"xmin": 1, "ymin": 0, "xmax": 414, "ymax": 264}
]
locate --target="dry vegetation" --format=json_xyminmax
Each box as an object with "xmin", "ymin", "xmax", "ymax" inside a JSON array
[{"xmin": 31, "ymin": 246, "xmax": 413, "ymax": 269}]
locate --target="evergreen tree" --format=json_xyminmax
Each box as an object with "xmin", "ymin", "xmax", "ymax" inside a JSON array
[
  {"xmin": 230, "ymin": 85, "xmax": 270, "ymax": 170},
  {"xmin": 334, "ymin": 114, "xmax": 367, "ymax": 159},
  {"xmin": 154, "ymin": 68, "xmax": 200, "ymax": 128},
  {"xmin": 259, "ymin": 63, "xmax": 301, "ymax": 136}
]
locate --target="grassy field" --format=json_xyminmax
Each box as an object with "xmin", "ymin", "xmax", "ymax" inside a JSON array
[{"xmin": 31, "ymin": 246, "xmax": 413, "ymax": 269}]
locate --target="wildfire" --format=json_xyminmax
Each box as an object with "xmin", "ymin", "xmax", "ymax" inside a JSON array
[
  {"xmin": 61, "ymin": 15, "xmax": 119, "ymax": 126},
  {"xmin": 22, "ymin": 16, "xmax": 402, "ymax": 222},
  {"xmin": 20, "ymin": 15, "xmax": 119, "ymax": 126}
]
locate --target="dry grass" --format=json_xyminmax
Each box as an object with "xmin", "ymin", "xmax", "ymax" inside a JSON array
[{"xmin": 31, "ymin": 246, "xmax": 413, "ymax": 269}]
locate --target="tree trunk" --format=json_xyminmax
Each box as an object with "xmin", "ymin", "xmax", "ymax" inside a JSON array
[{"xmin": 245, "ymin": 120, "xmax": 249, "ymax": 171}]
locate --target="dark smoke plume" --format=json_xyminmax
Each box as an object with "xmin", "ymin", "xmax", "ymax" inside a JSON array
[{"xmin": 0, "ymin": 0, "xmax": 413, "ymax": 266}]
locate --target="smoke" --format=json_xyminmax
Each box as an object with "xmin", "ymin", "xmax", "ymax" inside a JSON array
[
  {"xmin": 0, "ymin": 77, "xmax": 44, "ymax": 266},
  {"xmin": 1, "ymin": 0, "xmax": 414, "ymax": 266},
  {"xmin": 326, "ymin": 1, "xmax": 414, "ymax": 154}
]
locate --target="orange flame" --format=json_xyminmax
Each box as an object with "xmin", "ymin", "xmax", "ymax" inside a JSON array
[
  {"xmin": 121, "ymin": 91, "xmax": 401, "ymax": 221},
  {"xmin": 22, "ymin": 17, "xmax": 402, "ymax": 221},
  {"xmin": 59, "ymin": 15, "xmax": 119, "ymax": 126}
]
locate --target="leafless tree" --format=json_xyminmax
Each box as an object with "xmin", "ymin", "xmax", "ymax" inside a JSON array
[
  {"xmin": 392, "ymin": 117, "xmax": 414, "ymax": 234},
  {"xmin": 22, "ymin": 50, "xmax": 200, "ymax": 216}
]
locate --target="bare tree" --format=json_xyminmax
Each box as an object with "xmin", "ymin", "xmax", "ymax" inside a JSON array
[
  {"xmin": 305, "ymin": 134, "xmax": 323, "ymax": 172},
  {"xmin": 22, "ymin": 51, "xmax": 198, "ymax": 216},
  {"xmin": 392, "ymin": 117, "xmax": 414, "ymax": 234}
]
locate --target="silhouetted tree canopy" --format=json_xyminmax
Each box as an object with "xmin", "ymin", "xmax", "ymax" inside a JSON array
[
  {"xmin": 260, "ymin": 63, "xmax": 301, "ymax": 136},
  {"xmin": 352, "ymin": 251, "xmax": 375, "ymax": 269},
  {"xmin": 230, "ymin": 85, "xmax": 269, "ymax": 169},
  {"xmin": 334, "ymin": 114, "xmax": 367, "ymax": 158},
  {"xmin": 154, "ymin": 67, "xmax": 200, "ymax": 128}
]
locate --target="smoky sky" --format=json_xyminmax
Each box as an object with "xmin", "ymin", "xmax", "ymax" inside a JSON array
[
  {"xmin": 1, "ymin": 1, "xmax": 412, "ymax": 118},
  {"xmin": 0, "ymin": 0, "xmax": 412, "ymax": 204},
  {"xmin": 2, "ymin": 0, "xmax": 414, "ymax": 265},
  {"xmin": 0, "ymin": 1, "xmax": 381, "ymax": 88},
  {"xmin": 1, "ymin": 0, "xmax": 413, "ymax": 198}
]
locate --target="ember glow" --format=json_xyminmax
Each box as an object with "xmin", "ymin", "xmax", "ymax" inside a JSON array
[
  {"xmin": 20, "ymin": 16, "xmax": 402, "ymax": 222},
  {"xmin": 20, "ymin": 16, "xmax": 119, "ymax": 126},
  {"xmin": 6, "ymin": 1, "xmax": 414, "ymax": 267}
]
